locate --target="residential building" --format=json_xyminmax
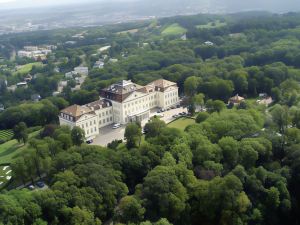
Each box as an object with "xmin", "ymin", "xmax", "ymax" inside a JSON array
[
  {"xmin": 109, "ymin": 58, "xmax": 118, "ymax": 63},
  {"xmin": 74, "ymin": 67, "xmax": 89, "ymax": 75},
  {"xmin": 0, "ymin": 104, "xmax": 4, "ymax": 112},
  {"xmin": 17, "ymin": 51, "xmax": 33, "ymax": 58},
  {"xmin": 59, "ymin": 79, "xmax": 179, "ymax": 139},
  {"xmin": 16, "ymin": 82, "xmax": 28, "ymax": 88},
  {"xmin": 93, "ymin": 60, "xmax": 104, "ymax": 69},
  {"xmin": 24, "ymin": 46, "xmax": 38, "ymax": 51},
  {"xmin": 31, "ymin": 94, "xmax": 41, "ymax": 102},
  {"xmin": 65, "ymin": 71, "xmax": 76, "ymax": 79},
  {"xmin": 181, "ymin": 34, "xmax": 187, "ymax": 41},
  {"xmin": 228, "ymin": 94, "xmax": 245, "ymax": 105},
  {"xmin": 204, "ymin": 41, "xmax": 214, "ymax": 46},
  {"xmin": 99, "ymin": 45, "xmax": 111, "ymax": 53}
]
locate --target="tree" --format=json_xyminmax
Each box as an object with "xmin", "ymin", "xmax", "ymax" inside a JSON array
[
  {"xmin": 218, "ymin": 137, "xmax": 239, "ymax": 169},
  {"xmin": 196, "ymin": 112, "xmax": 209, "ymax": 123},
  {"xmin": 125, "ymin": 123, "xmax": 142, "ymax": 148},
  {"xmin": 114, "ymin": 196, "xmax": 145, "ymax": 224},
  {"xmin": 70, "ymin": 206, "xmax": 101, "ymax": 225},
  {"xmin": 193, "ymin": 93, "xmax": 205, "ymax": 111},
  {"xmin": 229, "ymin": 70, "xmax": 249, "ymax": 95},
  {"xmin": 141, "ymin": 166, "xmax": 188, "ymax": 222},
  {"xmin": 71, "ymin": 126, "xmax": 85, "ymax": 146},
  {"xmin": 40, "ymin": 124, "xmax": 57, "ymax": 138},
  {"xmin": 13, "ymin": 122, "xmax": 28, "ymax": 144},
  {"xmin": 184, "ymin": 76, "xmax": 201, "ymax": 97},
  {"xmin": 11, "ymin": 157, "xmax": 28, "ymax": 185},
  {"xmin": 206, "ymin": 100, "xmax": 226, "ymax": 113},
  {"xmin": 271, "ymin": 104, "xmax": 289, "ymax": 134},
  {"xmin": 57, "ymin": 134, "xmax": 72, "ymax": 150},
  {"xmin": 144, "ymin": 117, "xmax": 166, "ymax": 138}
]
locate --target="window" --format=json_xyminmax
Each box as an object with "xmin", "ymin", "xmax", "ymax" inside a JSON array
[
  {"xmin": 100, "ymin": 120, "xmax": 102, "ymax": 124},
  {"xmin": 86, "ymin": 123, "xmax": 88, "ymax": 127},
  {"xmin": 103, "ymin": 119, "xmax": 105, "ymax": 124},
  {"xmin": 107, "ymin": 118, "xmax": 109, "ymax": 122},
  {"xmin": 106, "ymin": 111, "xmax": 108, "ymax": 115},
  {"xmin": 102, "ymin": 112, "xmax": 104, "ymax": 116},
  {"xmin": 110, "ymin": 117, "xmax": 112, "ymax": 121},
  {"xmin": 94, "ymin": 120, "xmax": 96, "ymax": 125}
]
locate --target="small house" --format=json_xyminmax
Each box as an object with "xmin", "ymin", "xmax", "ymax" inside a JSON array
[
  {"xmin": 31, "ymin": 94, "xmax": 41, "ymax": 102},
  {"xmin": 204, "ymin": 41, "xmax": 214, "ymax": 46},
  {"xmin": 0, "ymin": 104, "xmax": 4, "ymax": 112},
  {"xmin": 74, "ymin": 67, "xmax": 89, "ymax": 76},
  {"xmin": 228, "ymin": 94, "xmax": 245, "ymax": 105}
]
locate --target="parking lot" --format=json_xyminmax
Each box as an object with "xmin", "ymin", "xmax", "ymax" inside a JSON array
[{"xmin": 92, "ymin": 107, "xmax": 188, "ymax": 147}]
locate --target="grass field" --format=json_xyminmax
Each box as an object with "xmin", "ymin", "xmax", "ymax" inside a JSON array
[
  {"xmin": 117, "ymin": 29, "xmax": 139, "ymax": 34},
  {"xmin": 162, "ymin": 23, "xmax": 187, "ymax": 36},
  {"xmin": 0, "ymin": 130, "xmax": 13, "ymax": 141},
  {"xmin": 14, "ymin": 62, "xmax": 43, "ymax": 75},
  {"xmin": 0, "ymin": 165, "xmax": 12, "ymax": 189},
  {"xmin": 197, "ymin": 20, "xmax": 227, "ymax": 29},
  {"xmin": 168, "ymin": 117, "xmax": 196, "ymax": 131},
  {"xmin": 0, "ymin": 130, "xmax": 40, "ymax": 164}
]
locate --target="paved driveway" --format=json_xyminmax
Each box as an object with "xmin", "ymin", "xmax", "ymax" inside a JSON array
[
  {"xmin": 152, "ymin": 107, "xmax": 188, "ymax": 124},
  {"xmin": 92, "ymin": 124, "xmax": 126, "ymax": 147},
  {"xmin": 92, "ymin": 107, "xmax": 188, "ymax": 147}
]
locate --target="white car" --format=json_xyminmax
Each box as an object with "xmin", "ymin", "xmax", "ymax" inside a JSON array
[{"xmin": 112, "ymin": 123, "xmax": 121, "ymax": 129}]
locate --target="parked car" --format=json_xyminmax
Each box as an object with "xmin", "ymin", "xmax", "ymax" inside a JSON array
[
  {"xmin": 176, "ymin": 104, "xmax": 181, "ymax": 108},
  {"xmin": 171, "ymin": 106, "xmax": 176, "ymax": 109},
  {"xmin": 28, "ymin": 185, "xmax": 35, "ymax": 190},
  {"xmin": 113, "ymin": 123, "xmax": 121, "ymax": 129},
  {"xmin": 86, "ymin": 139, "xmax": 93, "ymax": 144},
  {"xmin": 36, "ymin": 181, "xmax": 45, "ymax": 188},
  {"xmin": 172, "ymin": 115, "xmax": 179, "ymax": 118}
]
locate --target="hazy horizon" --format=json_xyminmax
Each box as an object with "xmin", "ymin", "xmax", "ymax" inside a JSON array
[{"xmin": 0, "ymin": 0, "xmax": 300, "ymax": 12}]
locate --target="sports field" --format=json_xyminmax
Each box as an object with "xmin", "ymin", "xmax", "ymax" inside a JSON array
[
  {"xmin": 0, "ymin": 130, "xmax": 13, "ymax": 142},
  {"xmin": 162, "ymin": 23, "xmax": 187, "ymax": 36}
]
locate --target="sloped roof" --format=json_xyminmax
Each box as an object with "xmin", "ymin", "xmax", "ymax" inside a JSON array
[
  {"xmin": 148, "ymin": 79, "xmax": 177, "ymax": 89},
  {"xmin": 61, "ymin": 105, "xmax": 92, "ymax": 117},
  {"xmin": 85, "ymin": 99, "xmax": 112, "ymax": 110},
  {"xmin": 229, "ymin": 94, "xmax": 245, "ymax": 101}
]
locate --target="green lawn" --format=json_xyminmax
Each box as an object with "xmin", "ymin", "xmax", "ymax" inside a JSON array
[
  {"xmin": 14, "ymin": 62, "xmax": 43, "ymax": 75},
  {"xmin": 0, "ymin": 130, "xmax": 40, "ymax": 164},
  {"xmin": 162, "ymin": 23, "xmax": 187, "ymax": 36},
  {"xmin": 167, "ymin": 117, "xmax": 196, "ymax": 131},
  {"xmin": 197, "ymin": 20, "xmax": 227, "ymax": 29},
  {"xmin": 0, "ymin": 130, "xmax": 13, "ymax": 141},
  {"xmin": 0, "ymin": 165, "xmax": 12, "ymax": 189}
]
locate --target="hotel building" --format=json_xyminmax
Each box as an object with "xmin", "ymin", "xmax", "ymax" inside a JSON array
[{"xmin": 59, "ymin": 79, "xmax": 179, "ymax": 139}]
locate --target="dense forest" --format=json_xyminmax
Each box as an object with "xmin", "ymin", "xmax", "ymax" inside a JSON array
[{"xmin": 1, "ymin": 11, "xmax": 300, "ymax": 225}]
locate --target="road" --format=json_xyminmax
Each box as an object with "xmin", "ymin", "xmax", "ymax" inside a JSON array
[{"xmin": 92, "ymin": 107, "xmax": 188, "ymax": 147}]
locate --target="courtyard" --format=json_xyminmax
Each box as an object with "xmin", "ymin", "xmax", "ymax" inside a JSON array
[{"xmin": 92, "ymin": 107, "xmax": 188, "ymax": 146}]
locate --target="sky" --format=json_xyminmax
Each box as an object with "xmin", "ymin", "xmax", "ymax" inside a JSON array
[
  {"xmin": 0, "ymin": 0, "xmax": 300, "ymax": 12},
  {"xmin": 0, "ymin": 0, "xmax": 114, "ymax": 9}
]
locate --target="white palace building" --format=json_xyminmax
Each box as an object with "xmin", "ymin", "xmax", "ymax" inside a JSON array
[{"xmin": 59, "ymin": 79, "xmax": 179, "ymax": 139}]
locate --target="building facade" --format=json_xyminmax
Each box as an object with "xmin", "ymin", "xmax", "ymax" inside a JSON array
[{"xmin": 59, "ymin": 79, "xmax": 179, "ymax": 139}]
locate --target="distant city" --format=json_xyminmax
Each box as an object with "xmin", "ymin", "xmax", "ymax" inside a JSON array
[{"xmin": 0, "ymin": 0, "xmax": 220, "ymax": 35}]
